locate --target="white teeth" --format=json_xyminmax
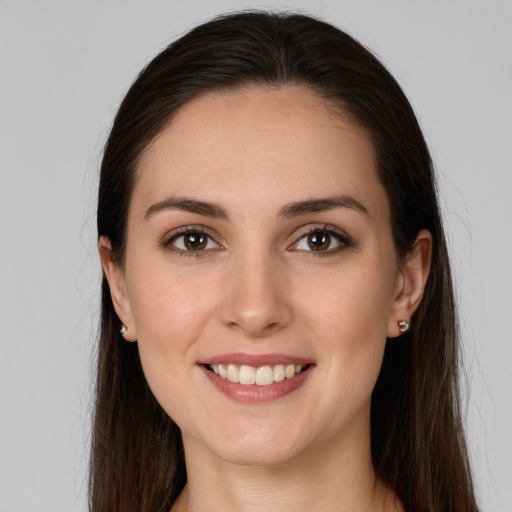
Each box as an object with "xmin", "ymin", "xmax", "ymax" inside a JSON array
[
  {"xmin": 227, "ymin": 364, "xmax": 239, "ymax": 383},
  {"xmin": 285, "ymin": 364, "xmax": 296, "ymax": 379},
  {"xmin": 274, "ymin": 364, "xmax": 285, "ymax": 382},
  {"xmin": 239, "ymin": 365, "xmax": 256, "ymax": 385},
  {"xmin": 208, "ymin": 363, "xmax": 307, "ymax": 386},
  {"xmin": 255, "ymin": 366, "xmax": 274, "ymax": 386}
]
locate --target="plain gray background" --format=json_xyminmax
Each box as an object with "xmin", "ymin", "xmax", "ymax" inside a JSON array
[{"xmin": 1, "ymin": 1, "xmax": 511, "ymax": 510}]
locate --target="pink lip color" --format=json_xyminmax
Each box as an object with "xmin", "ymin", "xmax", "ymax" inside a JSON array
[
  {"xmin": 200, "ymin": 352, "xmax": 312, "ymax": 367},
  {"xmin": 199, "ymin": 361, "xmax": 314, "ymax": 404}
]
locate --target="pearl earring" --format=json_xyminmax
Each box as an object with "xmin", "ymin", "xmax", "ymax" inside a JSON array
[
  {"xmin": 120, "ymin": 324, "xmax": 127, "ymax": 337},
  {"xmin": 397, "ymin": 319, "xmax": 410, "ymax": 333}
]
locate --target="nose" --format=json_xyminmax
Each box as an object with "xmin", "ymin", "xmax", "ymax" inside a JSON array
[{"xmin": 220, "ymin": 249, "xmax": 293, "ymax": 339}]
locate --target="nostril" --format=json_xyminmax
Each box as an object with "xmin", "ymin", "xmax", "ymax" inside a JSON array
[
  {"xmin": 265, "ymin": 322, "xmax": 281, "ymax": 332},
  {"xmin": 224, "ymin": 318, "xmax": 286, "ymax": 338}
]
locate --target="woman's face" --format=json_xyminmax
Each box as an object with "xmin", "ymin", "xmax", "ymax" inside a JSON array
[{"xmin": 104, "ymin": 86, "xmax": 420, "ymax": 467}]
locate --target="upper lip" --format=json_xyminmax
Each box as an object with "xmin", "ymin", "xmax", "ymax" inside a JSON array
[{"xmin": 199, "ymin": 352, "xmax": 313, "ymax": 367}]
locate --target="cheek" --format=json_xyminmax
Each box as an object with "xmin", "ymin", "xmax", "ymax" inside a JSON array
[
  {"xmin": 129, "ymin": 261, "xmax": 211, "ymax": 331},
  {"xmin": 297, "ymin": 258, "xmax": 396, "ymax": 339},
  {"xmin": 125, "ymin": 263, "xmax": 218, "ymax": 377},
  {"xmin": 295, "ymin": 260, "xmax": 395, "ymax": 391},
  {"xmin": 124, "ymin": 266, "xmax": 219, "ymax": 426}
]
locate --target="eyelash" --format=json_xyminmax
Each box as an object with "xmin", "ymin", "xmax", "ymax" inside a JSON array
[
  {"xmin": 162, "ymin": 226, "xmax": 222, "ymax": 258},
  {"xmin": 162, "ymin": 225, "xmax": 354, "ymax": 258},
  {"xmin": 289, "ymin": 225, "xmax": 354, "ymax": 257}
]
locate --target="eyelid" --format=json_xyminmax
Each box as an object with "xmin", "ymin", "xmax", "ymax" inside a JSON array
[
  {"xmin": 161, "ymin": 223, "xmax": 353, "ymax": 256},
  {"xmin": 288, "ymin": 224, "xmax": 354, "ymax": 254},
  {"xmin": 162, "ymin": 225, "xmax": 224, "ymax": 255}
]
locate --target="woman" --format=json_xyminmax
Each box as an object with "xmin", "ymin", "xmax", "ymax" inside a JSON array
[{"xmin": 91, "ymin": 11, "xmax": 478, "ymax": 511}]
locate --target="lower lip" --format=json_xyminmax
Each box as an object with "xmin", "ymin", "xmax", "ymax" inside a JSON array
[{"xmin": 200, "ymin": 365, "xmax": 313, "ymax": 403}]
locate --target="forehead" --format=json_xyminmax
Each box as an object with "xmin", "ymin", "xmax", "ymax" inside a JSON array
[{"xmin": 132, "ymin": 86, "xmax": 388, "ymax": 222}]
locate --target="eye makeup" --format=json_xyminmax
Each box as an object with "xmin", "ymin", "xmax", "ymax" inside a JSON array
[
  {"xmin": 160, "ymin": 222, "xmax": 355, "ymax": 259},
  {"xmin": 288, "ymin": 224, "xmax": 355, "ymax": 256}
]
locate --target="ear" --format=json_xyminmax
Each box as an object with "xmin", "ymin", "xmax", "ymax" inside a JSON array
[
  {"xmin": 388, "ymin": 229, "xmax": 432, "ymax": 338},
  {"xmin": 98, "ymin": 236, "xmax": 137, "ymax": 342}
]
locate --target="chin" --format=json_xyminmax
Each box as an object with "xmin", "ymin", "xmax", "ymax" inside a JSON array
[{"xmin": 191, "ymin": 419, "xmax": 312, "ymax": 468}]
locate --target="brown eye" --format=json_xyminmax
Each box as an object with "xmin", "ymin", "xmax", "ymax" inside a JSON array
[
  {"xmin": 290, "ymin": 227, "xmax": 353, "ymax": 255},
  {"xmin": 168, "ymin": 230, "xmax": 219, "ymax": 253},
  {"xmin": 307, "ymin": 232, "xmax": 331, "ymax": 251},
  {"xmin": 183, "ymin": 233, "xmax": 207, "ymax": 250}
]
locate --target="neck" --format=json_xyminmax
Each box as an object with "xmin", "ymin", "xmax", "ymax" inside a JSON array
[{"xmin": 173, "ymin": 419, "xmax": 401, "ymax": 512}]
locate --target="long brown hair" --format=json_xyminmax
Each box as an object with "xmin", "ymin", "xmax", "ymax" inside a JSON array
[{"xmin": 91, "ymin": 11, "xmax": 478, "ymax": 511}]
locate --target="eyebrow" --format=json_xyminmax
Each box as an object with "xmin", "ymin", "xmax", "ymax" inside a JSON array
[
  {"xmin": 144, "ymin": 194, "xmax": 369, "ymax": 221},
  {"xmin": 278, "ymin": 195, "xmax": 369, "ymax": 219},
  {"xmin": 144, "ymin": 197, "xmax": 230, "ymax": 221}
]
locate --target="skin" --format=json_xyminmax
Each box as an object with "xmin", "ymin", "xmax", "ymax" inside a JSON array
[{"xmin": 100, "ymin": 86, "xmax": 431, "ymax": 512}]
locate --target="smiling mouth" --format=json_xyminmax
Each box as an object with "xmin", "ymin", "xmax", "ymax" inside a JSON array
[{"xmin": 204, "ymin": 363, "xmax": 311, "ymax": 386}]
